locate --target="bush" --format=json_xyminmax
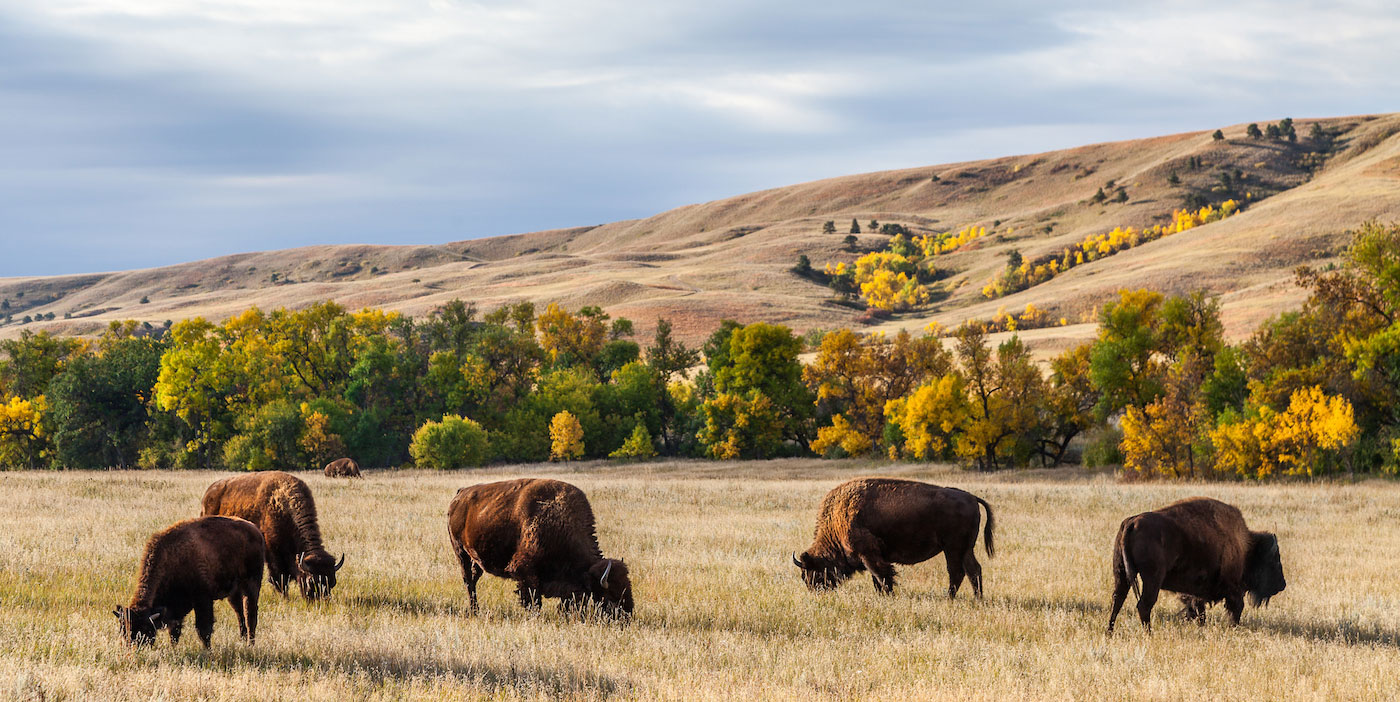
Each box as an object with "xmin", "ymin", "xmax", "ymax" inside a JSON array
[
  {"xmin": 609, "ymin": 423, "xmax": 655, "ymax": 460},
  {"xmin": 410, "ymin": 415, "xmax": 489, "ymax": 469}
]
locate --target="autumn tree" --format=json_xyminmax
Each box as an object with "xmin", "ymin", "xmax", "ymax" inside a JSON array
[
  {"xmin": 0, "ymin": 395, "xmax": 49, "ymax": 468},
  {"xmin": 1040, "ymin": 343, "xmax": 1101, "ymax": 466},
  {"xmin": 549, "ymin": 410, "xmax": 585, "ymax": 461},
  {"xmin": 47, "ymin": 334, "xmax": 166, "ymax": 469},
  {"xmin": 953, "ymin": 324, "xmax": 1045, "ymax": 470}
]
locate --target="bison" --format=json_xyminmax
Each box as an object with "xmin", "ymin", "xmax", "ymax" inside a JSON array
[
  {"xmin": 792, "ymin": 477, "xmax": 995, "ymax": 597},
  {"xmin": 448, "ymin": 478, "xmax": 633, "ymax": 617},
  {"xmin": 1107, "ymin": 496, "xmax": 1286, "ymax": 633},
  {"xmin": 324, "ymin": 457, "xmax": 362, "ymax": 478},
  {"xmin": 113, "ymin": 516, "xmax": 264, "ymax": 647},
  {"xmin": 202, "ymin": 471, "xmax": 345, "ymax": 600}
]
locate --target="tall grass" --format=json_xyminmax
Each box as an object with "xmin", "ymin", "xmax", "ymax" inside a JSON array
[{"xmin": 1, "ymin": 461, "xmax": 1397, "ymax": 701}]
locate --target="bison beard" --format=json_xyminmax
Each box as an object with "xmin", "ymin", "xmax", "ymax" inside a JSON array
[
  {"xmin": 448, "ymin": 478, "xmax": 634, "ymax": 618},
  {"xmin": 114, "ymin": 516, "xmax": 265, "ymax": 648},
  {"xmin": 201, "ymin": 471, "xmax": 345, "ymax": 600},
  {"xmin": 792, "ymin": 478, "xmax": 995, "ymax": 598},
  {"xmin": 1108, "ymin": 497, "xmax": 1285, "ymax": 633}
]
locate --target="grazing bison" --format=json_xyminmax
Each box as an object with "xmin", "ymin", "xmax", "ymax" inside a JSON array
[
  {"xmin": 1108, "ymin": 497, "xmax": 1286, "ymax": 633},
  {"xmin": 202, "ymin": 471, "xmax": 345, "ymax": 600},
  {"xmin": 324, "ymin": 457, "xmax": 362, "ymax": 478},
  {"xmin": 448, "ymin": 478, "xmax": 633, "ymax": 617},
  {"xmin": 792, "ymin": 478, "xmax": 995, "ymax": 597},
  {"xmin": 113, "ymin": 516, "xmax": 264, "ymax": 647}
]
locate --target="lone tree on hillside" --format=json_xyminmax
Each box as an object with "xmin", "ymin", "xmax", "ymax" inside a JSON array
[
  {"xmin": 1246, "ymin": 123, "xmax": 1263, "ymax": 139},
  {"xmin": 1212, "ymin": 129, "xmax": 1225, "ymax": 141},
  {"xmin": 850, "ymin": 219, "xmax": 861, "ymax": 234},
  {"xmin": 1113, "ymin": 187, "xmax": 1129, "ymax": 203},
  {"xmin": 1091, "ymin": 187, "xmax": 1107, "ymax": 205},
  {"xmin": 843, "ymin": 235, "xmax": 859, "ymax": 252},
  {"xmin": 822, "ymin": 220, "xmax": 836, "ymax": 235}
]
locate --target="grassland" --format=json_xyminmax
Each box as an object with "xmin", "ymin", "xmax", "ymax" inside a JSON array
[{"xmin": 2, "ymin": 461, "xmax": 1399, "ymax": 701}]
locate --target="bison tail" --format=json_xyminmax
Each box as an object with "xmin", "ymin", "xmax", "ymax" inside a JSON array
[
  {"xmin": 975, "ymin": 496, "xmax": 996, "ymax": 559},
  {"xmin": 1115, "ymin": 521, "xmax": 1140, "ymax": 599}
]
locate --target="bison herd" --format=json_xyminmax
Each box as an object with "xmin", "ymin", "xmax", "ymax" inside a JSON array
[{"xmin": 114, "ymin": 470, "xmax": 1286, "ymax": 648}]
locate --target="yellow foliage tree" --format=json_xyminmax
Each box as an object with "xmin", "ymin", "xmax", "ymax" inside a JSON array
[
  {"xmin": 0, "ymin": 394, "xmax": 49, "ymax": 469},
  {"xmin": 810, "ymin": 413, "xmax": 872, "ymax": 457},
  {"xmin": 549, "ymin": 410, "xmax": 585, "ymax": 461},
  {"xmin": 1210, "ymin": 386, "xmax": 1358, "ymax": 478},
  {"xmin": 298, "ymin": 405, "xmax": 346, "ymax": 470},
  {"xmin": 884, "ymin": 375, "xmax": 969, "ymax": 460}
]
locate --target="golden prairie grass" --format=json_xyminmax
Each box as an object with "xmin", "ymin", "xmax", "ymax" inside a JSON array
[{"xmin": 1, "ymin": 460, "xmax": 1398, "ymax": 701}]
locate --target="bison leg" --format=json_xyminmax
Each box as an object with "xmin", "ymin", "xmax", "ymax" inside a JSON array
[
  {"xmin": 962, "ymin": 550, "xmax": 985, "ymax": 599},
  {"xmin": 167, "ymin": 617, "xmax": 184, "ymax": 645},
  {"xmin": 1224, "ymin": 593, "xmax": 1244, "ymax": 626},
  {"xmin": 514, "ymin": 574, "xmax": 543, "ymax": 610},
  {"xmin": 859, "ymin": 555, "xmax": 897, "ymax": 595},
  {"xmin": 1134, "ymin": 571, "xmax": 1162, "ymax": 633},
  {"xmin": 454, "ymin": 547, "xmax": 483, "ymax": 614},
  {"xmin": 230, "ymin": 594, "xmax": 248, "ymax": 641},
  {"xmin": 244, "ymin": 579, "xmax": 260, "ymax": 644},
  {"xmin": 194, "ymin": 601, "xmax": 216, "ymax": 648},
  {"xmin": 944, "ymin": 550, "xmax": 967, "ymax": 599},
  {"xmin": 1107, "ymin": 576, "xmax": 1132, "ymax": 634}
]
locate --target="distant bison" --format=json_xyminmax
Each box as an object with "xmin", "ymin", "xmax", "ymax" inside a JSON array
[
  {"xmin": 792, "ymin": 477, "xmax": 995, "ymax": 597},
  {"xmin": 1108, "ymin": 497, "xmax": 1285, "ymax": 633},
  {"xmin": 113, "ymin": 516, "xmax": 264, "ymax": 647},
  {"xmin": 324, "ymin": 458, "xmax": 362, "ymax": 478},
  {"xmin": 448, "ymin": 478, "xmax": 633, "ymax": 617},
  {"xmin": 202, "ymin": 471, "xmax": 345, "ymax": 599}
]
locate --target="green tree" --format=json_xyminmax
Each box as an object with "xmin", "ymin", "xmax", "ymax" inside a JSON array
[
  {"xmin": 47, "ymin": 335, "xmax": 166, "ymax": 469},
  {"xmin": 1212, "ymin": 129, "xmax": 1224, "ymax": 141},
  {"xmin": 850, "ymin": 219, "xmax": 861, "ymax": 234},
  {"xmin": 822, "ymin": 221, "xmax": 836, "ymax": 235},
  {"xmin": 1246, "ymin": 123, "xmax": 1263, "ymax": 139}
]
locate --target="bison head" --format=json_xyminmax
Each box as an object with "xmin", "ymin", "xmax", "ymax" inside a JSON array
[
  {"xmin": 296, "ymin": 550, "xmax": 346, "ymax": 600},
  {"xmin": 792, "ymin": 551, "xmax": 854, "ymax": 591},
  {"xmin": 113, "ymin": 605, "xmax": 166, "ymax": 646},
  {"xmin": 586, "ymin": 558, "xmax": 633, "ymax": 617},
  {"xmin": 1244, "ymin": 532, "xmax": 1286, "ymax": 606}
]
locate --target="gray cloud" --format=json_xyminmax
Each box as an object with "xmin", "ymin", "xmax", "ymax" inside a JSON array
[{"xmin": 0, "ymin": 0, "xmax": 1397, "ymax": 275}]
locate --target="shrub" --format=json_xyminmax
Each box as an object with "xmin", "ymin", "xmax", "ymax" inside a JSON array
[
  {"xmin": 1083, "ymin": 426, "xmax": 1124, "ymax": 468},
  {"xmin": 410, "ymin": 414, "xmax": 489, "ymax": 469},
  {"xmin": 609, "ymin": 423, "xmax": 656, "ymax": 460}
]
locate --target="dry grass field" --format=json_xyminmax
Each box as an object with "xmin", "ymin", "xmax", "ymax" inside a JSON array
[{"xmin": 2, "ymin": 461, "xmax": 1398, "ymax": 701}]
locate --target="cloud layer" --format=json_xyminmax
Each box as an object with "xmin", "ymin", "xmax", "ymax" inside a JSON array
[{"xmin": 2, "ymin": 0, "xmax": 1397, "ymax": 275}]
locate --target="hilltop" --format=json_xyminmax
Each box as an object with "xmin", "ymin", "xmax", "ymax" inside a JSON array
[{"xmin": 4, "ymin": 113, "xmax": 1399, "ymax": 350}]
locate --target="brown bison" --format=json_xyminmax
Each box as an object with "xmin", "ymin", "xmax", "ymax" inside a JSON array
[
  {"xmin": 1108, "ymin": 497, "xmax": 1286, "ymax": 633},
  {"xmin": 792, "ymin": 478, "xmax": 995, "ymax": 597},
  {"xmin": 448, "ymin": 478, "xmax": 633, "ymax": 617},
  {"xmin": 202, "ymin": 471, "xmax": 345, "ymax": 599},
  {"xmin": 324, "ymin": 457, "xmax": 362, "ymax": 478},
  {"xmin": 113, "ymin": 516, "xmax": 264, "ymax": 647}
]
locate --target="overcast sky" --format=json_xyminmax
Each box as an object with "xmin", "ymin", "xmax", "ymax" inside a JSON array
[{"xmin": 1, "ymin": 1, "xmax": 1397, "ymax": 276}]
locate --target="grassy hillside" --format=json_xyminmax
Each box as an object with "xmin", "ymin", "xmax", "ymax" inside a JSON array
[
  {"xmin": 4, "ymin": 114, "xmax": 1399, "ymax": 348},
  {"xmin": 2, "ymin": 463, "xmax": 1398, "ymax": 701}
]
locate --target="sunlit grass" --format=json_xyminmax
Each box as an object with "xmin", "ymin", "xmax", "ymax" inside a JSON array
[{"xmin": 1, "ymin": 461, "xmax": 1397, "ymax": 700}]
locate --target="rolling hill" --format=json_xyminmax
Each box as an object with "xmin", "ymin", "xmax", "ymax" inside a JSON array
[{"xmin": 4, "ymin": 113, "xmax": 1400, "ymax": 353}]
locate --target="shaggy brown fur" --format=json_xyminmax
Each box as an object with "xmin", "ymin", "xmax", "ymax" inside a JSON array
[
  {"xmin": 202, "ymin": 471, "xmax": 345, "ymax": 600},
  {"xmin": 113, "ymin": 516, "xmax": 264, "ymax": 647},
  {"xmin": 323, "ymin": 458, "xmax": 362, "ymax": 478},
  {"xmin": 793, "ymin": 477, "xmax": 995, "ymax": 597},
  {"xmin": 448, "ymin": 478, "xmax": 633, "ymax": 617},
  {"xmin": 1108, "ymin": 497, "xmax": 1286, "ymax": 633}
]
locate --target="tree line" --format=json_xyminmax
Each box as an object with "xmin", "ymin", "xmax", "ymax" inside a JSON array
[{"xmin": 1, "ymin": 222, "xmax": 1398, "ymax": 478}]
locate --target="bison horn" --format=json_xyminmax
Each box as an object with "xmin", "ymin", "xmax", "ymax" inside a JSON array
[
  {"xmin": 792, "ymin": 552, "xmax": 803, "ymax": 568},
  {"xmin": 600, "ymin": 560, "xmax": 613, "ymax": 586},
  {"xmin": 335, "ymin": 553, "xmax": 346, "ymax": 571},
  {"xmin": 297, "ymin": 552, "xmax": 306, "ymax": 568}
]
